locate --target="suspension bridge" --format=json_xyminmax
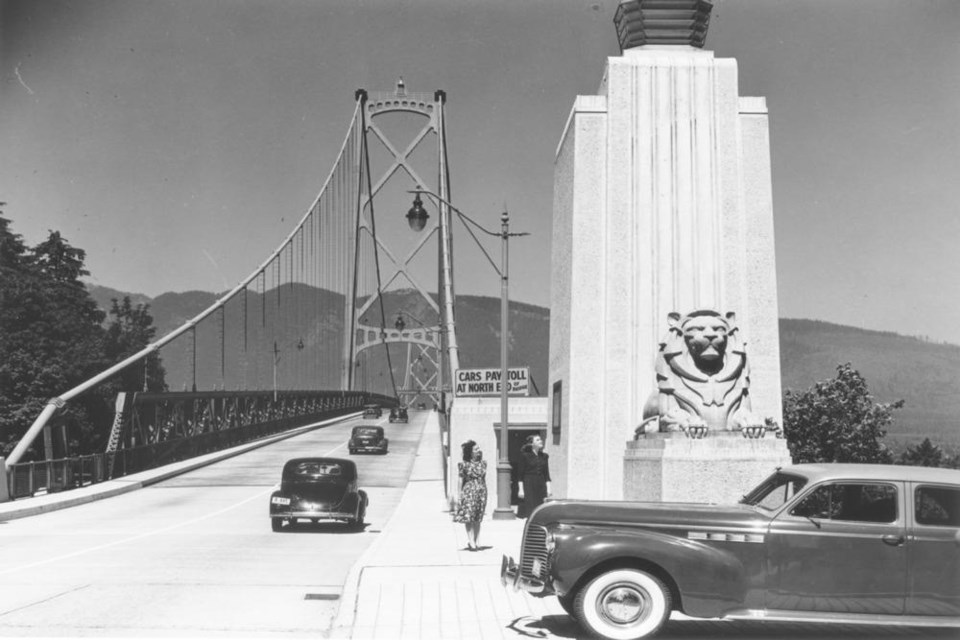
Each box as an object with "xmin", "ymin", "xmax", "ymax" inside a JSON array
[{"xmin": 2, "ymin": 81, "xmax": 468, "ymax": 501}]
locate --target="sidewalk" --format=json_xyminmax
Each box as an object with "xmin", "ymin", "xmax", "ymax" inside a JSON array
[{"xmin": 329, "ymin": 415, "xmax": 572, "ymax": 640}]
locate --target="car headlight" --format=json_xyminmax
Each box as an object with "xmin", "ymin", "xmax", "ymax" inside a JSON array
[{"xmin": 544, "ymin": 531, "xmax": 557, "ymax": 553}]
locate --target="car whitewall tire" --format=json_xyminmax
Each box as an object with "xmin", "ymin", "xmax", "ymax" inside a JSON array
[{"xmin": 574, "ymin": 569, "xmax": 671, "ymax": 640}]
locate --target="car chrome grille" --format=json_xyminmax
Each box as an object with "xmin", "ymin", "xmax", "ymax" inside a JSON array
[{"xmin": 520, "ymin": 524, "xmax": 549, "ymax": 581}]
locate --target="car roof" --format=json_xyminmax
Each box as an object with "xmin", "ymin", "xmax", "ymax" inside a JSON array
[
  {"xmin": 283, "ymin": 457, "xmax": 357, "ymax": 471},
  {"xmin": 282, "ymin": 457, "xmax": 357, "ymax": 480},
  {"xmin": 352, "ymin": 424, "xmax": 383, "ymax": 431},
  {"xmin": 781, "ymin": 463, "xmax": 960, "ymax": 485}
]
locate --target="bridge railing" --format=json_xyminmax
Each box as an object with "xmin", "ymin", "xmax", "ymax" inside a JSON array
[{"xmin": 6, "ymin": 390, "xmax": 396, "ymax": 500}]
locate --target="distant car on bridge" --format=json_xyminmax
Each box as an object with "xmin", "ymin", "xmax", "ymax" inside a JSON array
[
  {"xmin": 389, "ymin": 406, "xmax": 408, "ymax": 423},
  {"xmin": 503, "ymin": 463, "xmax": 960, "ymax": 640},
  {"xmin": 348, "ymin": 425, "xmax": 389, "ymax": 455},
  {"xmin": 362, "ymin": 403, "xmax": 382, "ymax": 419},
  {"xmin": 269, "ymin": 457, "xmax": 368, "ymax": 532}
]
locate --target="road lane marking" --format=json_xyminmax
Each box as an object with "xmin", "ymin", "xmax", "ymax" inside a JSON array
[{"xmin": 0, "ymin": 441, "xmax": 349, "ymax": 577}]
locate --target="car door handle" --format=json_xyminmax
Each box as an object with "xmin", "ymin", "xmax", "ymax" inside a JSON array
[{"xmin": 882, "ymin": 534, "xmax": 905, "ymax": 547}]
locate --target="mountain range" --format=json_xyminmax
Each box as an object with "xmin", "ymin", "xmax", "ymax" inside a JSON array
[{"xmin": 87, "ymin": 284, "xmax": 960, "ymax": 453}]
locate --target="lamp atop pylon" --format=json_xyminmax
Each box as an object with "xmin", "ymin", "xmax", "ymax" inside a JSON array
[
  {"xmin": 614, "ymin": 0, "xmax": 713, "ymax": 52},
  {"xmin": 406, "ymin": 193, "xmax": 430, "ymax": 232}
]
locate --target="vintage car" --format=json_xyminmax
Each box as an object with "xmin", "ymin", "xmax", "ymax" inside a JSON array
[
  {"xmin": 269, "ymin": 457, "xmax": 367, "ymax": 531},
  {"xmin": 362, "ymin": 403, "xmax": 382, "ymax": 418},
  {"xmin": 502, "ymin": 463, "xmax": 960, "ymax": 639},
  {"xmin": 389, "ymin": 406, "xmax": 408, "ymax": 423},
  {"xmin": 348, "ymin": 425, "xmax": 389, "ymax": 455}
]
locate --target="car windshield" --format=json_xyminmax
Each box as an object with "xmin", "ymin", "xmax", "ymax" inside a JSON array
[
  {"xmin": 291, "ymin": 462, "xmax": 344, "ymax": 478},
  {"xmin": 740, "ymin": 471, "xmax": 808, "ymax": 511},
  {"xmin": 354, "ymin": 427, "xmax": 379, "ymax": 437}
]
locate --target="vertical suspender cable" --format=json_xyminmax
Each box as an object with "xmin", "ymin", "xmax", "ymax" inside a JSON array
[
  {"xmin": 220, "ymin": 306, "xmax": 225, "ymax": 388},
  {"xmin": 191, "ymin": 326, "xmax": 197, "ymax": 392}
]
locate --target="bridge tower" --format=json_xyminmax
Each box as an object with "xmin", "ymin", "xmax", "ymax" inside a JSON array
[{"xmin": 349, "ymin": 81, "xmax": 459, "ymax": 409}]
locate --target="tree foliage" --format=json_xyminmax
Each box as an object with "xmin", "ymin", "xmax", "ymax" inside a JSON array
[
  {"xmin": 898, "ymin": 437, "xmax": 960, "ymax": 469},
  {"xmin": 104, "ymin": 296, "xmax": 168, "ymax": 393},
  {"xmin": 0, "ymin": 210, "xmax": 164, "ymax": 458},
  {"xmin": 782, "ymin": 363, "xmax": 902, "ymax": 464}
]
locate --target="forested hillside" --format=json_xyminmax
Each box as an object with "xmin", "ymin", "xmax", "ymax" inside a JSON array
[{"xmin": 87, "ymin": 285, "xmax": 960, "ymax": 451}]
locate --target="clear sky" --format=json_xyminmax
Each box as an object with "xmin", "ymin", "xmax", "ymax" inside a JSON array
[{"xmin": 2, "ymin": 0, "xmax": 958, "ymax": 343}]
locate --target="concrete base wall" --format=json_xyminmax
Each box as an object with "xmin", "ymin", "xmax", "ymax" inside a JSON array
[{"xmin": 624, "ymin": 433, "xmax": 792, "ymax": 504}]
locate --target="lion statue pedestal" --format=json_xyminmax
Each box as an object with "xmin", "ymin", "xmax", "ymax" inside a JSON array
[
  {"xmin": 624, "ymin": 310, "xmax": 791, "ymax": 504},
  {"xmin": 624, "ymin": 432, "xmax": 791, "ymax": 504}
]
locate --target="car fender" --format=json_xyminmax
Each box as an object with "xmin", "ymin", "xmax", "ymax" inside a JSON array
[
  {"xmin": 340, "ymin": 490, "xmax": 369, "ymax": 515},
  {"xmin": 268, "ymin": 490, "xmax": 288, "ymax": 515},
  {"xmin": 551, "ymin": 525, "xmax": 747, "ymax": 617}
]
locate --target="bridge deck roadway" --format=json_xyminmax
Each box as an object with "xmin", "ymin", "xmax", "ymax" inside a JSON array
[{"xmin": 0, "ymin": 411, "xmax": 425, "ymax": 637}]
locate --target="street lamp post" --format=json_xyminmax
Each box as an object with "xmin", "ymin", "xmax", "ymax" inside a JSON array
[
  {"xmin": 496, "ymin": 210, "xmax": 512, "ymax": 520},
  {"xmin": 404, "ymin": 189, "xmax": 527, "ymax": 520}
]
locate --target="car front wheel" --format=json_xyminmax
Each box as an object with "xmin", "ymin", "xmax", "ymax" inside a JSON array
[
  {"xmin": 573, "ymin": 568, "xmax": 671, "ymax": 640},
  {"xmin": 557, "ymin": 592, "xmax": 576, "ymax": 616}
]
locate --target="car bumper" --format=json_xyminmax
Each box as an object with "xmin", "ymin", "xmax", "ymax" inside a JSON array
[
  {"xmin": 351, "ymin": 445, "xmax": 386, "ymax": 452},
  {"xmin": 500, "ymin": 555, "xmax": 547, "ymax": 594},
  {"xmin": 272, "ymin": 509, "xmax": 355, "ymax": 520}
]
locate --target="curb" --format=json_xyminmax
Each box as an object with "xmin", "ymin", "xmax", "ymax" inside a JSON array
[{"xmin": 0, "ymin": 412, "xmax": 360, "ymax": 522}]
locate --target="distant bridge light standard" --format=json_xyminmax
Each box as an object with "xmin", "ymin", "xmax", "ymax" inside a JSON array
[{"xmin": 404, "ymin": 189, "xmax": 529, "ymax": 520}]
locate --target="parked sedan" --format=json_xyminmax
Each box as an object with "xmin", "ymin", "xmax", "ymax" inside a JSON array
[
  {"xmin": 348, "ymin": 425, "xmax": 389, "ymax": 455},
  {"xmin": 389, "ymin": 406, "xmax": 408, "ymax": 423},
  {"xmin": 269, "ymin": 457, "xmax": 368, "ymax": 531},
  {"xmin": 502, "ymin": 463, "xmax": 960, "ymax": 639}
]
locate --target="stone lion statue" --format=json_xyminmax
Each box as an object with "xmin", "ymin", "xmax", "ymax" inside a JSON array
[{"xmin": 636, "ymin": 309, "xmax": 764, "ymax": 436}]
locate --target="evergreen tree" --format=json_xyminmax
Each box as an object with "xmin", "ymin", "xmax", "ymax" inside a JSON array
[
  {"xmin": 782, "ymin": 363, "xmax": 901, "ymax": 464},
  {"xmin": 898, "ymin": 437, "xmax": 953, "ymax": 468},
  {"xmin": 104, "ymin": 296, "xmax": 167, "ymax": 393},
  {"xmin": 0, "ymin": 214, "xmax": 107, "ymax": 458}
]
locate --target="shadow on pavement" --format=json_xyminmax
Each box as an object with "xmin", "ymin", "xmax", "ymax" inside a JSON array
[
  {"xmin": 508, "ymin": 615, "xmax": 957, "ymax": 640},
  {"xmin": 661, "ymin": 619, "xmax": 958, "ymax": 639},
  {"xmin": 507, "ymin": 615, "xmax": 581, "ymax": 639},
  {"xmin": 276, "ymin": 521, "xmax": 369, "ymax": 534}
]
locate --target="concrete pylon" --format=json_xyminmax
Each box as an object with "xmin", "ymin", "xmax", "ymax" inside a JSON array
[{"xmin": 548, "ymin": 0, "xmax": 787, "ymax": 501}]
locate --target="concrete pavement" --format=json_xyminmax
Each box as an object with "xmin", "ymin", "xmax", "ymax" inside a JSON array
[{"xmin": 0, "ymin": 412, "xmax": 361, "ymax": 521}]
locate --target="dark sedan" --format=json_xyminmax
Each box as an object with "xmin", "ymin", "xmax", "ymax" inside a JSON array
[
  {"xmin": 348, "ymin": 425, "xmax": 389, "ymax": 455},
  {"xmin": 389, "ymin": 406, "xmax": 408, "ymax": 423},
  {"xmin": 269, "ymin": 457, "xmax": 368, "ymax": 531},
  {"xmin": 362, "ymin": 403, "xmax": 382, "ymax": 418}
]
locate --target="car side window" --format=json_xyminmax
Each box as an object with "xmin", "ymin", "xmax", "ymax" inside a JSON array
[
  {"xmin": 915, "ymin": 486, "xmax": 960, "ymax": 527},
  {"xmin": 791, "ymin": 483, "xmax": 897, "ymax": 523}
]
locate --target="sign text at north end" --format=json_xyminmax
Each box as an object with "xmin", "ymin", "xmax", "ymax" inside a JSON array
[{"xmin": 454, "ymin": 367, "xmax": 530, "ymax": 397}]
